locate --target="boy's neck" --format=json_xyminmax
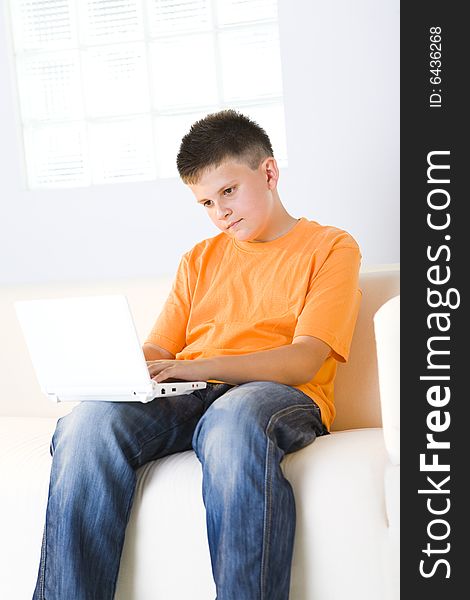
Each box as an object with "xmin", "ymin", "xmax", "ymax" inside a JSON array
[{"xmin": 249, "ymin": 200, "xmax": 299, "ymax": 243}]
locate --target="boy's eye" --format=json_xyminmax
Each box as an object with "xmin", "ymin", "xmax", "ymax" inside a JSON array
[
  {"xmin": 223, "ymin": 187, "xmax": 234, "ymax": 196},
  {"xmin": 203, "ymin": 200, "xmax": 213, "ymax": 207}
]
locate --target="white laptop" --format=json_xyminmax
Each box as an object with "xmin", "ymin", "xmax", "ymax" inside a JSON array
[{"xmin": 14, "ymin": 294, "xmax": 207, "ymax": 403}]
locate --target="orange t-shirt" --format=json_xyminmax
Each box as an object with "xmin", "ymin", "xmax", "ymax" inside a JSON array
[{"xmin": 145, "ymin": 217, "xmax": 361, "ymax": 430}]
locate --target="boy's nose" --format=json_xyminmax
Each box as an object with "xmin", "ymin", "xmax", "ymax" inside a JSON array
[{"xmin": 216, "ymin": 204, "xmax": 231, "ymax": 219}]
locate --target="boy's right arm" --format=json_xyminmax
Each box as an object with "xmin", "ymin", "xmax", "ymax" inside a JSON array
[{"xmin": 142, "ymin": 342, "xmax": 175, "ymax": 361}]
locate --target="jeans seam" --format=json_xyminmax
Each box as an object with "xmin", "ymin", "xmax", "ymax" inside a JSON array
[
  {"xmin": 37, "ymin": 527, "xmax": 47, "ymax": 599},
  {"xmin": 37, "ymin": 425, "xmax": 60, "ymax": 599},
  {"xmin": 260, "ymin": 404, "xmax": 319, "ymax": 599},
  {"xmin": 110, "ymin": 483, "xmax": 136, "ymax": 600}
]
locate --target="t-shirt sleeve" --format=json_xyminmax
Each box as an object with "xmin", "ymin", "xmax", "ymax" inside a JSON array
[
  {"xmin": 144, "ymin": 253, "xmax": 192, "ymax": 356},
  {"xmin": 294, "ymin": 243, "xmax": 362, "ymax": 362}
]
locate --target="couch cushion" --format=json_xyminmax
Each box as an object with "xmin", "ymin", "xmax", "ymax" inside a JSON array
[
  {"xmin": 284, "ymin": 428, "xmax": 389, "ymax": 599},
  {"xmin": 0, "ymin": 417, "xmax": 55, "ymax": 600},
  {"xmin": 0, "ymin": 417, "xmax": 390, "ymax": 600},
  {"xmin": 374, "ymin": 295, "xmax": 400, "ymax": 464}
]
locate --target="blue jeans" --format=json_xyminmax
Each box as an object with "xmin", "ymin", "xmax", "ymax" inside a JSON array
[{"xmin": 33, "ymin": 381, "xmax": 326, "ymax": 600}]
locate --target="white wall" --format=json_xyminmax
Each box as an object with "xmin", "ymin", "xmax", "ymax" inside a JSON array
[{"xmin": 0, "ymin": 0, "xmax": 399, "ymax": 285}]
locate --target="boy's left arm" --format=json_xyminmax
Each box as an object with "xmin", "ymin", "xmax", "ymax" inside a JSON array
[{"xmin": 148, "ymin": 335, "xmax": 331, "ymax": 386}]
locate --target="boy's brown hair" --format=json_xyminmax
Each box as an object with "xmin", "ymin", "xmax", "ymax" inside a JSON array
[{"xmin": 176, "ymin": 109, "xmax": 274, "ymax": 184}]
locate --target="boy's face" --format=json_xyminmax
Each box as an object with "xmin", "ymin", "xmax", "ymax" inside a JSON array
[{"xmin": 189, "ymin": 158, "xmax": 280, "ymax": 243}]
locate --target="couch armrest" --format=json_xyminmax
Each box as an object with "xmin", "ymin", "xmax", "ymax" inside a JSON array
[
  {"xmin": 374, "ymin": 295, "xmax": 400, "ymax": 599},
  {"xmin": 373, "ymin": 295, "xmax": 400, "ymax": 465}
]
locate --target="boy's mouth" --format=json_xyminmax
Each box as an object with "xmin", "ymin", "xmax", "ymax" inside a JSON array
[{"xmin": 227, "ymin": 219, "xmax": 242, "ymax": 230}]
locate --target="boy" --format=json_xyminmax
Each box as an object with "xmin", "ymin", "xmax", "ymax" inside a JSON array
[{"xmin": 33, "ymin": 110, "xmax": 361, "ymax": 599}]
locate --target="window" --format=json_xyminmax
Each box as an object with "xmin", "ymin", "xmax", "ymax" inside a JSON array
[{"xmin": 7, "ymin": 0, "xmax": 287, "ymax": 189}]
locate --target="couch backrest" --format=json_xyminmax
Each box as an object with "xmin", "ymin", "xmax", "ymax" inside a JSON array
[
  {"xmin": 332, "ymin": 266, "xmax": 400, "ymax": 431},
  {"xmin": 1, "ymin": 266, "xmax": 399, "ymax": 427}
]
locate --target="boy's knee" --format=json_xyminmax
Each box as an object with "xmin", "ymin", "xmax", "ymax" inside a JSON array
[
  {"xmin": 52, "ymin": 402, "xmax": 124, "ymax": 456},
  {"xmin": 192, "ymin": 387, "xmax": 269, "ymax": 461},
  {"xmin": 192, "ymin": 413, "xmax": 251, "ymax": 492},
  {"xmin": 192, "ymin": 381, "xmax": 317, "ymax": 462}
]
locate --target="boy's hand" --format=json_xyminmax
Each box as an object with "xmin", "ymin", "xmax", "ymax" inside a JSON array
[{"xmin": 147, "ymin": 359, "xmax": 211, "ymax": 383}]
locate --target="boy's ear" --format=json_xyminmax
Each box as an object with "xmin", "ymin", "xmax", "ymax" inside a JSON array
[{"xmin": 262, "ymin": 157, "xmax": 279, "ymax": 189}]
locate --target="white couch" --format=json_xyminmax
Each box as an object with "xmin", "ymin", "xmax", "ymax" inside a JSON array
[{"xmin": 0, "ymin": 266, "xmax": 400, "ymax": 600}]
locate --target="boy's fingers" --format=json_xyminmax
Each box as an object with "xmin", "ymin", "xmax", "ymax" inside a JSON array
[
  {"xmin": 153, "ymin": 368, "xmax": 171, "ymax": 383},
  {"xmin": 148, "ymin": 364, "xmax": 164, "ymax": 377}
]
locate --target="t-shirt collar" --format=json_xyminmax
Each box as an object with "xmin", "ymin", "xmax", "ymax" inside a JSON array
[{"xmin": 233, "ymin": 217, "xmax": 307, "ymax": 253}]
